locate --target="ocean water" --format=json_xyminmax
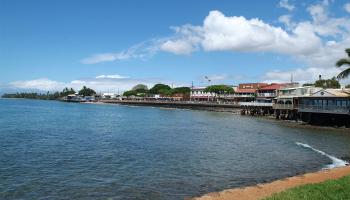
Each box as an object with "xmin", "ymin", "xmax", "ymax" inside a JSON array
[{"xmin": 1, "ymin": 99, "xmax": 350, "ymax": 200}]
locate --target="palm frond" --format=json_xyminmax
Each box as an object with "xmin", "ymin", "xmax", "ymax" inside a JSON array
[
  {"xmin": 336, "ymin": 58, "xmax": 350, "ymax": 67},
  {"xmin": 346, "ymin": 48, "xmax": 350, "ymax": 57},
  {"xmin": 337, "ymin": 67, "xmax": 350, "ymax": 79}
]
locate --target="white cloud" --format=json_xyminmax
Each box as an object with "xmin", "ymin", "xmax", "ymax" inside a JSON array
[
  {"xmin": 10, "ymin": 78, "xmax": 66, "ymax": 91},
  {"xmin": 7, "ymin": 76, "xmax": 167, "ymax": 93},
  {"xmin": 81, "ymin": 52, "xmax": 130, "ymax": 64},
  {"xmin": 307, "ymin": 1, "xmax": 328, "ymax": 23},
  {"xmin": 161, "ymin": 10, "xmax": 322, "ymax": 56},
  {"xmin": 95, "ymin": 74, "xmax": 128, "ymax": 79},
  {"xmin": 160, "ymin": 40, "xmax": 195, "ymax": 55},
  {"xmin": 81, "ymin": 40, "xmax": 161, "ymax": 64},
  {"xmin": 279, "ymin": 0, "xmax": 295, "ymax": 11},
  {"xmin": 207, "ymin": 75, "xmax": 228, "ymax": 81},
  {"xmin": 278, "ymin": 14, "xmax": 294, "ymax": 29},
  {"xmin": 262, "ymin": 0, "xmax": 350, "ymax": 84},
  {"xmin": 80, "ymin": 1, "xmax": 350, "ymax": 84},
  {"xmin": 262, "ymin": 67, "xmax": 341, "ymax": 84},
  {"xmin": 345, "ymin": 3, "xmax": 350, "ymax": 13}
]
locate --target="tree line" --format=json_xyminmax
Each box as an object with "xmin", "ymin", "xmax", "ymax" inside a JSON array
[
  {"xmin": 123, "ymin": 84, "xmax": 192, "ymax": 97},
  {"xmin": 2, "ymin": 86, "xmax": 96, "ymax": 100},
  {"xmin": 122, "ymin": 84, "xmax": 235, "ymax": 97}
]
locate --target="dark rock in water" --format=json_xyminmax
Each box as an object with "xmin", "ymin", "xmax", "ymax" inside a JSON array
[{"xmin": 340, "ymin": 156, "xmax": 350, "ymax": 163}]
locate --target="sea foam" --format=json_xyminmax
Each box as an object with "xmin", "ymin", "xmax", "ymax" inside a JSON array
[{"xmin": 296, "ymin": 142, "xmax": 349, "ymax": 169}]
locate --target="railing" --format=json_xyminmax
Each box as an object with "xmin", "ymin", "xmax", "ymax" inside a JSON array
[
  {"xmin": 273, "ymin": 104, "xmax": 295, "ymax": 110},
  {"xmin": 257, "ymin": 93, "xmax": 276, "ymax": 97},
  {"xmin": 229, "ymin": 94, "xmax": 255, "ymax": 98},
  {"xmin": 190, "ymin": 94, "xmax": 254, "ymax": 98},
  {"xmin": 239, "ymin": 102, "xmax": 273, "ymax": 107},
  {"xmin": 298, "ymin": 104, "xmax": 350, "ymax": 114}
]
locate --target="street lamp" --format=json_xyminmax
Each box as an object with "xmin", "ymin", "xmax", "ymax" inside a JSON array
[{"xmin": 204, "ymin": 76, "xmax": 211, "ymax": 101}]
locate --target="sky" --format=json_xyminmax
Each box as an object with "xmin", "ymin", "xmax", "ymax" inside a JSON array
[{"xmin": 1, "ymin": 0, "xmax": 350, "ymax": 93}]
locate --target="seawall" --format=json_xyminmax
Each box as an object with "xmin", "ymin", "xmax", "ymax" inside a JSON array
[{"xmin": 100, "ymin": 100, "xmax": 241, "ymax": 113}]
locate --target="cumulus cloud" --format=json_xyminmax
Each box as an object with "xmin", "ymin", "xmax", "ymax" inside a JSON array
[
  {"xmin": 261, "ymin": 0, "xmax": 350, "ymax": 83},
  {"xmin": 279, "ymin": 0, "xmax": 295, "ymax": 11},
  {"xmin": 80, "ymin": 1, "xmax": 350, "ymax": 84},
  {"xmin": 159, "ymin": 11, "xmax": 323, "ymax": 57}
]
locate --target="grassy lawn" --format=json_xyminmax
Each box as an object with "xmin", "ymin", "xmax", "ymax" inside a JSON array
[{"xmin": 264, "ymin": 175, "xmax": 350, "ymax": 200}]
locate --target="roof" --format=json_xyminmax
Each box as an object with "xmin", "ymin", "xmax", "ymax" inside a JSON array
[
  {"xmin": 191, "ymin": 87, "xmax": 206, "ymax": 90},
  {"xmin": 239, "ymin": 83, "xmax": 268, "ymax": 85},
  {"xmin": 278, "ymin": 86, "xmax": 319, "ymax": 91},
  {"xmin": 308, "ymin": 89, "xmax": 350, "ymax": 98},
  {"xmin": 235, "ymin": 88, "xmax": 256, "ymax": 93},
  {"xmin": 259, "ymin": 83, "xmax": 288, "ymax": 91}
]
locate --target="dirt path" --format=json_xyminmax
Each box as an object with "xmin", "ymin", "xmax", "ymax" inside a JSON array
[{"xmin": 192, "ymin": 166, "xmax": 350, "ymax": 200}]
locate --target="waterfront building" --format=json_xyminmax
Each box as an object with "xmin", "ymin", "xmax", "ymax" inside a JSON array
[
  {"xmin": 190, "ymin": 87, "xmax": 216, "ymax": 101},
  {"xmin": 171, "ymin": 93, "xmax": 190, "ymax": 101},
  {"xmin": 232, "ymin": 83, "xmax": 268, "ymax": 102},
  {"xmin": 239, "ymin": 83, "xmax": 268, "ymax": 90},
  {"xmin": 273, "ymin": 86, "xmax": 322, "ymax": 110},
  {"xmin": 298, "ymin": 89, "xmax": 350, "ymax": 127},
  {"xmin": 102, "ymin": 93, "xmax": 120, "ymax": 99},
  {"xmin": 257, "ymin": 83, "xmax": 298, "ymax": 102},
  {"xmin": 82, "ymin": 96, "xmax": 96, "ymax": 102},
  {"xmin": 63, "ymin": 94, "xmax": 83, "ymax": 102}
]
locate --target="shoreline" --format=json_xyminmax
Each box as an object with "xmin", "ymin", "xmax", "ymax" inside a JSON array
[{"xmin": 191, "ymin": 166, "xmax": 350, "ymax": 200}]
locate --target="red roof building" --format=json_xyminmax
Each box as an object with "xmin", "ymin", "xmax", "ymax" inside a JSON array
[{"xmin": 257, "ymin": 83, "xmax": 291, "ymax": 99}]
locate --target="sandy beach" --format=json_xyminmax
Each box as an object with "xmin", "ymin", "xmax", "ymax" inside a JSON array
[{"xmin": 192, "ymin": 166, "xmax": 350, "ymax": 200}]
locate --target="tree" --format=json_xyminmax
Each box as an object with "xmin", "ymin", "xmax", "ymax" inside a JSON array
[
  {"xmin": 172, "ymin": 87, "xmax": 190, "ymax": 95},
  {"xmin": 123, "ymin": 90, "xmax": 137, "ymax": 97},
  {"xmin": 149, "ymin": 84, "xmax": 171, "ymax": 94},
  {"xmin": 336, "ymin": 48, "xmax": 350, "ymax": 79},
  {"xmin": 132, "ymin": 84, "xmax": 148, "ymax": 93},
  {"xmin": 314, "ymin": 77, "xmax": 340, "ymax": 89},
  {"xmin": 345, "ymin": 84, "xmax": 350, "ymax": 89},
  {"xmin": 204, "ymin": 85, "xmax": 234, "ymax": 95},
  {"xmin": 60, "ymin": 87, "xmax": 75, "ymax": 97},
  {"xmin": 78, "ymin": 86, "xmax": 96, "ymax": 97},
  {"xmin": 302, "ymin": 83, "xmax": 314, "ymax": 87}
]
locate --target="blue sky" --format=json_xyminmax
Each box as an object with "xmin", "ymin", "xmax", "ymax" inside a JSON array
[{"xmin": 1, "ymin": 0, "xmax": 350, "ymax": 92}]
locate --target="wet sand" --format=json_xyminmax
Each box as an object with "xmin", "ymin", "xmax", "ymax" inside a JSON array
[{"xmin": 192, "ymin": 166, "xmax": 350, "ymax": 200}]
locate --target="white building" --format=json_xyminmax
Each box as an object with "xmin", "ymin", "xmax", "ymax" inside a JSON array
[
  {"xmin": 190, "ymin": 87, "xmax": 216, "ymax": 101},
  {"xmin": 274, "ymin": 86, "xmax": 322, "ymax": 110},
  {"xmin": 102, "ymin": 93, "xmax": 120, "ymax": 99}
]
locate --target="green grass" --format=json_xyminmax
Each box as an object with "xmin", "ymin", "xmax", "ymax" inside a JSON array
[{"xmin": 264, "ymin": 175, "xmax": 350, "ymax": 200}]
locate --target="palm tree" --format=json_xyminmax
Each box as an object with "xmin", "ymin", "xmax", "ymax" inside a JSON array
[{"xmin": 336, "ymin": 48, "xmax": 350, "ymax": 79}]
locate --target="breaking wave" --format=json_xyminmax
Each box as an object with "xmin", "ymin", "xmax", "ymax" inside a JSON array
[{"xmin": 296, "ymin": 142, "xmax": 349, "ymax": 169}]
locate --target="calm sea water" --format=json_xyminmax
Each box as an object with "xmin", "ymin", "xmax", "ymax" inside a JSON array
[{"xmin": 1, "ymin": 99, "xmax": 350, "ymax": 200}]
